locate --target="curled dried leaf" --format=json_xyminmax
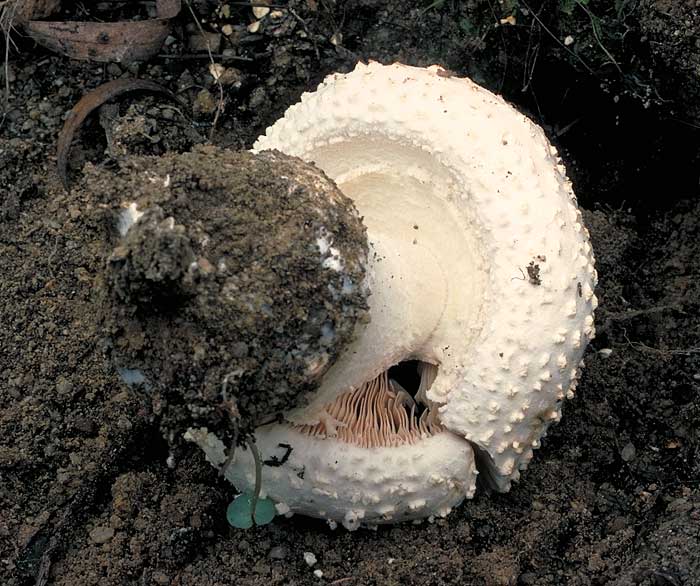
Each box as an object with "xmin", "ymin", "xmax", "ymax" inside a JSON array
[
  {"xmin": 56, "ymin": 79, "xmax": 181, "ymax": 190},
  {"xmin": 25, "ymin": 0, "xmax": 180, "ymax": 63}
]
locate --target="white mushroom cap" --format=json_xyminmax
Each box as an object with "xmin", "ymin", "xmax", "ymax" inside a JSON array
[
  {"xmin": 190, "ymin": 62, "xmax": 597, "ymax": 527},
  {"xmin": 188, "ymin": 422, "xmax": 475, "ymax": 530}
]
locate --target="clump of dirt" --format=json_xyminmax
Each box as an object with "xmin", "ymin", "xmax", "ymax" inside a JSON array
[
  {"xmin": 88, "ymin": 146, "xmax": 369, "ymax": 442},
  {"xmin": 1, "ymin": 1, "xmax": 699, "ymax": 585}
]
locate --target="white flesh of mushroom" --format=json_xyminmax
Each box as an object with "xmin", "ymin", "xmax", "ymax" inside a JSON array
[{"xmin": 188, "ymin": 62, "xmax": 597, "ymax": 529}]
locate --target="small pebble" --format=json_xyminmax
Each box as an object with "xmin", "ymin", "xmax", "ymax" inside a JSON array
[
  {"xmin": 152, "ymin": 571, "xmax": 170, "ymax": 585},
  {"xmin": 89, "ymin": 526, "xmax": 115, "ymax": 544},
  {"xmin": 107, "ymin": 63, "xmax": 122, "ymax": 77},
  {"xmin": 75, "ymin": 417, "xmax": 96, "ymax": 434},
  {"xmin": 248, "ymin": 87, "xmax": 267, "ymax": 110},
  {"xmin": 193, "ymin": 89, "xmax": 218, "ymax": 116},
  {"xmin": 303, "ymin": 551, "xmax": 317, "ymax": 567},
  {"xmin": 620, "ymin": 442, "xmax": 636, "ymax": 462},
  {"xmin": 188, "ymin": 32, "xmax": 222, "ymax": 53},
  {"xmin": 667, "ymin": 498, "xmax": 693, "ymax": 514},
  {"xmin": 609, "ymin": 516, "xmax": 627, "ymax": 532},
  {"xmin": 56, "ymin": 377, "xmax": 73, "ymax": 395},
  {"xmin": 252, "ymin": 1, "xmax": 270, "ymax": 19},
  {"xmin": 313, "ymin": 569, "xmax": 324, "ymax": 579}
]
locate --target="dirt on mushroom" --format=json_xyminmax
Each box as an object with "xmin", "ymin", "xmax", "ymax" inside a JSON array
[
  {"xmin": 90, "ymin": 146, "xmax": 369, "ymax": 443},
  {"xmin": 1, "ymin": 1, "xmax": 699, "ymax": 585}
]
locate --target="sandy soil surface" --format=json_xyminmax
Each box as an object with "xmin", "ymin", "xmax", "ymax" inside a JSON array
[{"xmin": 1, "ymin": 1, "xmax": 699, "ymax": 585}]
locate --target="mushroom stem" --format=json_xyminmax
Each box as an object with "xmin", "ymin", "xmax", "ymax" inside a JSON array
[{"xmin": 285, "ymin": 140, "xmax": 485, "ymax": 423}]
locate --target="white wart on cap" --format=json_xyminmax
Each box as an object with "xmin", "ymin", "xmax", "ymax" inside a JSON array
[{"xmin": 189, "ymin": 62, "xmax": 597, "ymax": 529}]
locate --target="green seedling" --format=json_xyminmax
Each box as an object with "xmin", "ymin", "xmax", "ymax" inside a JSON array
[{"xmin": 226, "ymin": 439, "xmax": 276, "ymax": 529}]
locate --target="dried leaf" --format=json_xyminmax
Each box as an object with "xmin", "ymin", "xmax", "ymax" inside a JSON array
[
  {"xmin": 15, "ymin": 0, "xmax": 61, "ymax": 23},
  {"xmin": 56, "ymin": 79, "xmax": 180, "ymax": 190},
  {"xmin": 25, "ymin": 0, "xmax": 180, "ymax": 64}
]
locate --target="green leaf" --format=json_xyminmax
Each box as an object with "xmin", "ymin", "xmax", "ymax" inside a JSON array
[
  {"xmin": 423, "ymin": 0, "xmax": 446, "ymax": 11},
  {"xmin": 560, "ymin": 0, "xmax": 576, "ymax": 15},
  {"xmin": 226, "ymin": 490, "xmax": 276, "ymax": 529}
]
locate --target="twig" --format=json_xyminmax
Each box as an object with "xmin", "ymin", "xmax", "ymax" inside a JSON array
[
  {"xmin": 575, "ymin": 0, "xmax": 622, "ymax": 74},
  {"xmin": 157, "ymin": 53, "xmax": 254, "ymax": 62},
  {"xmin": 621, "ymin": 328, "xmax": 700, "ymax": 357},
  {"xmin": 183, "ymin": 0, "xmax": 225, "ymax": 142},
  {"xmin": 520, "ymin": 4, "xmax": 540, "ymax": 92},
  {"xmin": 246, "ymin": 438, "xmax": 263, "ymax": 526},
  {"xmin": 288, "ymin": 7, "xmax": 320, "ymax": 60},
  {"xmin": 484, "ymin": 0, "xmax": 510, "ymax": 92},
  {"xmin": 419, "ymin": 0, "xmax": 446, "ymax": 16},
  {"xmin": 46, "ymin": 234, "xmax": 61, "ymax": 278},
  {"xmin": 606, "ymin": 305, "xmax": 682, "ymax": 321},
  {"xmin": 519, "ymin": 0, "xmax": 595, "ymax": 75},
  {"xmin": 1, "ymin": 0, "xmax": 18, "ymax": 118},
  {"xmin": 555, "ymin": 117, "xmax": 580, "ymax": 137},
  {"xmin": 228, "ymin": 2, "xmax": 289, "ymax": 7},
  {"xmin": 666, "ymin": 117, "xmax": 700, "ymax": 131}
]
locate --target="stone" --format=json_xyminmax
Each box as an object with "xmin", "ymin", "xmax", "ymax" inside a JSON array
[{"xmin": 89, "ymin": 526, "xmax": 115, "ymax": 544}]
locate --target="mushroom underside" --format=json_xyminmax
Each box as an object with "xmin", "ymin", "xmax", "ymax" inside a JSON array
[
  {"xmin": 190, "ymin": 62, "xmax": 597, "ymax": 529},
  {"xmin": 194, "ymin": 135, "xmax": 487, "ymax": 528}
]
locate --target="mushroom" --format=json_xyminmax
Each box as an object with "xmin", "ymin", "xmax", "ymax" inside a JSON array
[{"xmin": 188, "ymin": 62, "xmax": 597, "ymax": 529}]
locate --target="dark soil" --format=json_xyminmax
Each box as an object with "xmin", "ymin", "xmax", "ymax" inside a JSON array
[{"xmin": 1, "ymin": 1, "xmax": 698, "ymax": 585}]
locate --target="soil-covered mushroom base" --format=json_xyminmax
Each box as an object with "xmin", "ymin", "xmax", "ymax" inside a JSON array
[
  {"xmin": 89, "ymin": 146, "xmax": 369, "ymax": 443},
  {"xmin": 1, "ymin": 1, "xmax": 699, "ymax": 585}
]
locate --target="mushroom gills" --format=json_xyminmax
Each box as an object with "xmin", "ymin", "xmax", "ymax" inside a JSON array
[{"xmin": 293, "ymin": 360, "xmax": 443, "ymax": 447}]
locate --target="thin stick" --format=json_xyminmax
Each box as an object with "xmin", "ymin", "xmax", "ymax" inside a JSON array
[
  {"xmin": 157, "ymin": 53, "xmax": 254, "ymax": 62},
  {"xmin": 575, "ymin": 0, "xmax": 622, "ymax": 74},
  {"xmin": 288, "ymin": 7, "xmax": 319, "ymax": 60},
  {"xmin": 1, "ymin": 0, "xmax": 17, "ymax": 117},
  {"xmin": 245, "ymin": 438, "xmax": 263, "ymax": 525},
  {"xmin": 183, "ymin": 0, "xmax": 225, "ymax": 142},
  {"xmin": 228, "ymin": 2, "xmax": 289, "ymax": 7},
  {"xmin": 519, "ymin": 0, "xmax": 595, "ymax": 75}
]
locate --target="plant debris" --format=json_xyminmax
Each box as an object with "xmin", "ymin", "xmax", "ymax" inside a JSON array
[
  {"xmin": 24, "ymin": 0, "xmax": 180, "ymax": 63},
  {"xmin": 56, "ymin": 78, "xmax": 180, "ymax": 190}
]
